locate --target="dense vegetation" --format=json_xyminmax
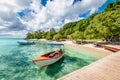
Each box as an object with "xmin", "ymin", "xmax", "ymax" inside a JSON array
[{"xmin": 26, "ymin": 0, "xmax": 120, "ymax": 42}]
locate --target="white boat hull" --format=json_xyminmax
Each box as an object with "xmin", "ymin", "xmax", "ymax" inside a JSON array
[{"xmin": 33, "ymin": 54, "xmax": 64, "ymax": 67}]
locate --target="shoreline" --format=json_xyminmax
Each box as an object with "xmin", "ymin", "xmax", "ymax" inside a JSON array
[
  {"xmin": 29, "ymin": 39, "xmax": 120, "ymax": 59},
  {"xmin": 36, "ymin": 39, "xmax": 116, "ymax": 59},
  {"xmin": 54, "ymin": 41, "xmax": 112, "ymax": 59}
]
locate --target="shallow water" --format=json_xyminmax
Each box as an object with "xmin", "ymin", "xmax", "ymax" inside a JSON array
[{"xmin": 0, "ymin": 38, "xmax": 98, "ymax": 80}]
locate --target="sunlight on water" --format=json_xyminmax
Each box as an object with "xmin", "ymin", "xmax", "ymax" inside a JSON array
[{"xmin": 0, "ymin": 39, "xmax": 98, "ymax": 80}]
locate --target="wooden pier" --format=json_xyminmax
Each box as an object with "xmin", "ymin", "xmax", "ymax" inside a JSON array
[{"xmin": 57, "ymin": 51, "xmax": 120, "ymax": 80}]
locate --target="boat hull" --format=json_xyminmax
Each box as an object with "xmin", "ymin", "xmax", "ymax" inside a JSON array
[
  {"xmin": 33, "ymin": 54, "xmax": 63, "ymax": 67},
  {"xmin": 18, "ymin": 42, "xmax": 35, "ymax": 45}
]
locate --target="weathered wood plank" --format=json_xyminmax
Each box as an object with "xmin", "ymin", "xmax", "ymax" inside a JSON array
[{"xmin": 57, "ymin": 51, "xmax": 120, "ymax": 80}]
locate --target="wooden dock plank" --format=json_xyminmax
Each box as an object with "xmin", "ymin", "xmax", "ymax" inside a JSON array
[{"xmin": 57, "ymin": 51, "xmax": 120, "ymax": 80}]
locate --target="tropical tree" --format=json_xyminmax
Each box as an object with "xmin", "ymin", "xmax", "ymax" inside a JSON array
[
  {"xmin": 70, "ymin": 31, "xmax": 84, "ymax": 40},
  {"xmin": 53, "ymin": 34, "xmax": 62, "ymax": 41}
]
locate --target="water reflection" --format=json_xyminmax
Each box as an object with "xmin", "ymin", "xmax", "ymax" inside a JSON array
[{"xmin": 45, "ymin": 57, "xmax": 64, "ymax": 77}]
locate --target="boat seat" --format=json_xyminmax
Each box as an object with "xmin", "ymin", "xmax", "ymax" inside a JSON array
[
  {"xmin": 54, "ymin": 54, "xmax": 61, "ymax": 58},
  {"xmin": 49, "ymin": 53, "xmax": 55, "ymax": 57}
]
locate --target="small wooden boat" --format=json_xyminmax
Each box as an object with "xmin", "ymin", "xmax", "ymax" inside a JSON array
[
  {"xmin": 32, "ymin": 50, "xmax": 64, "ymax": 67},
  {"xmin": 102, "ymin": 45, "xmax": 120, "ymax": 52},
  {"xmin": 17, "ymin": 41, "xmax": 35, "ymax": 45}
]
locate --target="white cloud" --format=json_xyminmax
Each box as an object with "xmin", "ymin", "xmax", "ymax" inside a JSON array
[
  {"xmin": 0, "ymin": 0, "xmax": 107, "ymax": 38},
  {"xmin": 0, "ymin": 0, "xmax": 31, "ymax": 38},
  {"xmin": 64, "ymin": 17, "xmax": 84, "ymax": 23},
  {"xmin": 0, "ymin": 0, "xmax": 31, "ymax": 12},
  {"xmin": 0, "ymin": 30, "xmax": 27, "ymax": 38},
  {"xmin": 20, "ymin": 0, "xmax": 107, "ymax": 31}
]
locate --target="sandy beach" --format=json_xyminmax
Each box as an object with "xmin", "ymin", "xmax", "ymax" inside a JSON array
[
  {"xmin": 55, "ymin": 41, "xmax": 113, "ymax": 59},
  {"xmin": 36, "ymin": 39, "xmax": 119, "ymax": 59}
]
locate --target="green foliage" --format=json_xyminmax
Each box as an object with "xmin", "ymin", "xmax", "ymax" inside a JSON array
[
  {"xmin": 46, "ymin": 28, "xmax": 56, "ymax": 40},
  {"xmin": 105, "ymin": 0, "xmax": 120, "ymax": 11},
  {"xmin": 26, "ymin": 33, "xmax": 33, "ymax": 39},
  {"xmin": 53, "ymin": 34, "xmax": 63, "ymax": 41},
  {"xmin": 70, "ymin": 31, "xmax": 85, "ymax": 40},
  {"xmin": 85, "ymin": 10, "xmax": 120, "ymax": 41},
  {"xmin": 59, "ymin": 22, "xmax": 76, "ymax": 38},
  {"xmin": 116, "ymin": 0, "xmax": 120, "ymax": 2}
]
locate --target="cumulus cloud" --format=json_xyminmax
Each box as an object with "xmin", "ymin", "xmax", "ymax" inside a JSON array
[
  {"xmin": 0, "ymin": 0, "xmax": 31, "ymax": 38},
  {"xmin": 0, "ymin": 0, "xmax": 107, "ymax": 38},
  {"xmin": 20, "ymin": 0, "xmax": 107, "ymax": 31},
  {"xmin": 0, "ymin": 31, "xmax": 27, "ymax": 38}
]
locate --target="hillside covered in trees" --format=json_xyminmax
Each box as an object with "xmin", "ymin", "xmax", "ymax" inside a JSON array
[{"xmin": 26, "ymin": 0, "xmax": 120, "ymax": 42}]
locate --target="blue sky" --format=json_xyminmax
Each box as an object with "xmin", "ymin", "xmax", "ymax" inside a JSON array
[
  {"xmin": 80, "ymin": 0, "xmax": 116, "ymax": 17},
  {"xmin": 0, "ymin": 0, "xmax": 116, "ymax": 38},
  {"xmin": 40, "ymin": 0, "xmax": 115, "ymax": 17},
  {"xmin": 98, "ymin": 0, "xmax": 115, "ymax": 12}
]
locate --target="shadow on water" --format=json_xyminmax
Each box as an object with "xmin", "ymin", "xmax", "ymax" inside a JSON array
[
  {"xmin": 63, "ymin": 55, "xmax": 90, "ymax": 68},
  {"xmin": 38, "ymin": 54, "xmax": 89, "ymax": 79},
  {"xmin": 45, "ymin": 57, "xmax": 65, "ymax": 77}
]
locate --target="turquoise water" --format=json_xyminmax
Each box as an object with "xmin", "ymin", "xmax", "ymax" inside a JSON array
[{"xmin": 0, "ymin": 38, "xmax": 98, "ymax": 80}]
